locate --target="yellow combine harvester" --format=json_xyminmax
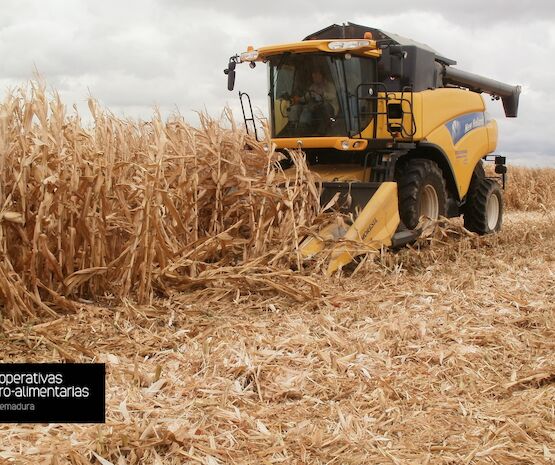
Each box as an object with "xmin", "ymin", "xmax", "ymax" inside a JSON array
[{"xmin": 225, "ymin": 22, "xmax": 521, "ymax": 273}]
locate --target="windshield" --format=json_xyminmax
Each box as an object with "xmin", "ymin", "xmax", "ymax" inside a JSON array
[{"xmin": 268, "ymin": 53, "xmax": 376, "ymax": 138}]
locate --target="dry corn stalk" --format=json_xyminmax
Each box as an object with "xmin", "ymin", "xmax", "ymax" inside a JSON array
[
  {"xmin": 502, "ymin": 165, "xmax": 555, "ymax": 211},
  {"xmin": 0, "ymin": 82, "xmax": 324, "ymax": 320}
]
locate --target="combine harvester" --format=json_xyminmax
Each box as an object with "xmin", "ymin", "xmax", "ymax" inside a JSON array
[{"xmin": 225, "ymin": 22, "xmax": 521, "ymax": 274}]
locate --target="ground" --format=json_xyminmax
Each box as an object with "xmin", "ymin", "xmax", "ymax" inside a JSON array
[{"xmin": 1, "ymin": 210, "xmax": 554, "ymax": 465}]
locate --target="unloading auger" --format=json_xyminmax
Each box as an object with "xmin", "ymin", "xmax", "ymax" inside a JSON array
[{"xmin": 225, "ymin": 22, "xmax": 521, "ymax": 274}]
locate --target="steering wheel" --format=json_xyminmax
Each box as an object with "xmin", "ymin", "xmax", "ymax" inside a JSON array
[{"xmin": 306, "ymin": 90, "xmax": 338, "ymax": 122}]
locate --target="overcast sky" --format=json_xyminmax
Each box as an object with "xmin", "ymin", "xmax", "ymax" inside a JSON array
[{"xmin": 1, "ymin": 0, "xmax": 554, "ymax": 166}]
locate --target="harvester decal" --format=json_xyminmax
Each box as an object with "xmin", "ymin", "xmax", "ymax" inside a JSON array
[{"xmin": 445, "ymin": 112, "xmax": 486, "ymax": 145}]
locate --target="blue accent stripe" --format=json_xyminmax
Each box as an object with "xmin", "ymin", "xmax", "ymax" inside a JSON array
[{"xmin": 445, "ymin": 112, "xmax": 485, "ymax": 145}]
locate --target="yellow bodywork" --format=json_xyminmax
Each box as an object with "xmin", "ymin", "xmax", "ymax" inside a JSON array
[
  {"xmin": 254, "ymin": 40, "xmax": 381, "ymax": 60},
  {"xmin": 303, "ymin": 165, "xmax": 370, "ymax": 182},
  {"xmin": 272, "ymin": 136, "xmax": 368, "ymax": 151},
  {"xmin": 300, "ymin": 183, "xmax": 400, "ymax": 274},
  {"xmin": 243, "ymin": 39, "xmax": 497, "ymax": 199},
  {"xmin": 274, "ymin": 87, "xmax": 495, "ymax": 199}
]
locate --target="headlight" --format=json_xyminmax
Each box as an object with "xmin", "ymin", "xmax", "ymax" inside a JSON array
[
  {"xmin": 328, "ymin": 40, "xmax": 371, "ymax": 51},
  {"xmin": 240, "ymin": 50, "xmax": 259, "ymax": 62}
]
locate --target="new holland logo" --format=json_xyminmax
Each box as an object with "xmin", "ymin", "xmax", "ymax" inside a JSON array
[{"xmin": 445, "ymin": 112, "xmax": 485, "ymax": 145}]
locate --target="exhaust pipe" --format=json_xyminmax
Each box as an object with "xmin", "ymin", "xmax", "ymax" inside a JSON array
[{"xmin": 443, "ymin": 66, "xmax": 521, "ymax": 118}]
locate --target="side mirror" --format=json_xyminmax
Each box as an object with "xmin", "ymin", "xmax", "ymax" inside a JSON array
[
  {"xmin": 389, "ymin": 45, "xmax": 407, "ymax": 80},
  {"xmin": 224, "ymin": 60, "xmax": 236, "ymax": 91}
]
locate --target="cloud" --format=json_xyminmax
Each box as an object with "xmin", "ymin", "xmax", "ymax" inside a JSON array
[
  {"xmin": 0, "ymin": 0, "xmax": 553, "ymax": 165},
  {"xmin": 168, "ymin": 0, "xmax": 555, "ymax": 25}
]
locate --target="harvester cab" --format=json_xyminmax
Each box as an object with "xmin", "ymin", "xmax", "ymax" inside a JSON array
[{"xmin": 225, "ymin": 22, "xmax": 521, "ymax": 274}]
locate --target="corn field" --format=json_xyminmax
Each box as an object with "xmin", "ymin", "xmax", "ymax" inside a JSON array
[
  {"xmin": 0, "ymin": 83, "xmax": 554, "ymax": 322},
  {"xmin": 504, "ymin": 165, "xmax": 555, "ymax": 211},
  {"xmin": 0, "ymin": 83, "xmax": 327, "ymax": 321}
]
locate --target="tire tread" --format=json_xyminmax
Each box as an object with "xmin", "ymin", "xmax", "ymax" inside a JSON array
[
  {"xmin": 464, "ymin": 177, "xmax": 503, "ymax": 234},
  {"xmin": 396, "ymin": 159, "xmax": 447, "ymax": 230}
]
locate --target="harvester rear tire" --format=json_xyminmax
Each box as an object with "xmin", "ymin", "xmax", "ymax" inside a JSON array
[
  {"xmin": 463, "ymin": 178, "xmax": 503, "ymax": 234},
  {"xmin": 396, "ymin": 159, "xmax": 447, "ymax": 230}
]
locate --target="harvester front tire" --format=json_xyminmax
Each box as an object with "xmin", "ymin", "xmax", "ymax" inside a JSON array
[
  {"xmin": 464, "ymin": 178, "xmax": 503, "ymax": 234},
  {"xmin": 396, "ymin": 159, "xmax": 447, "ymax": 230}
]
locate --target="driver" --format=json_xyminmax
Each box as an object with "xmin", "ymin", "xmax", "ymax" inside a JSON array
[{"xmin": 290, "ymin": 68, "xmax": 339, "ymax": 133}]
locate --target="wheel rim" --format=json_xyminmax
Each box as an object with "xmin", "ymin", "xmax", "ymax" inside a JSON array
[
  {"xmin": 486, "ymin": 193, "xmax": 500, "ymax": 230},
  {"xmin": 419, "ymin": 184, "xmax": 439, "ymax": 221}
]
